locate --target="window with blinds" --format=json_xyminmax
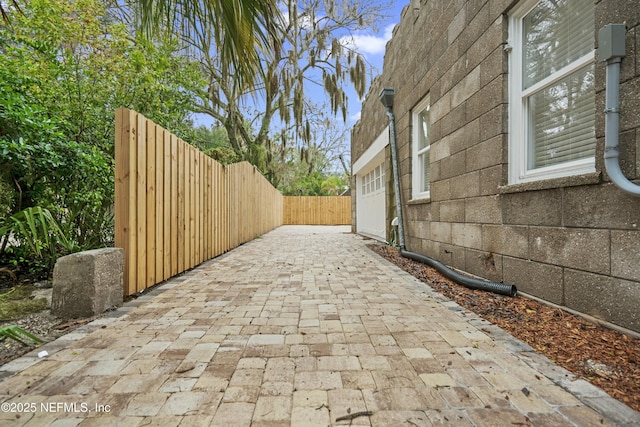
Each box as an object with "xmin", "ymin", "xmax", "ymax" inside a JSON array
[
  {"xmin": 412, "ymin": 95, "xmax": 431, "ymax": 200},
  {"xmin": 508, "ymin": 0, "xmax": 595, "ymax": 183}
]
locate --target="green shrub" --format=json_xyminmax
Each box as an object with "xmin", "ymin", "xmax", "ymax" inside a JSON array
[
  {"xmin": 0, "ymin": 207, "xmax": 78, "ymax": 277},
  {"xmin": 0, "ymin": 176, "xmax": 15, "ymax": 220}
]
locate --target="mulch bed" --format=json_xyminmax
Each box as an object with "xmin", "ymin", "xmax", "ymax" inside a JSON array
[{"xmin": 368, "ymin": 244, "xmax": 640, "ymax": 413}]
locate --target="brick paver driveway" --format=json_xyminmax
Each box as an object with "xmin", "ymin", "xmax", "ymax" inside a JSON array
[{"xmin": 1, "ymin": 226, "xmax": 638, "ymax": 426}]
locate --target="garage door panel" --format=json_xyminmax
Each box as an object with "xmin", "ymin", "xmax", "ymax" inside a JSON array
[{"xmin": 356, "ymin": 162, "xmax": 386, "ymax": 241}]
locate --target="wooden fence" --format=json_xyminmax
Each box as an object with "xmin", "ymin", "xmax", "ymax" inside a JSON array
[
  {"xmin": 283, "ymin": 196, "xmax": 351, "ymax": 225},
  {"xmin": 115, "ymin": 109, "xmax": 283, "ymax": 296}
]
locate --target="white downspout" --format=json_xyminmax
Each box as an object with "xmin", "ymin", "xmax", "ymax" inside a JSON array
[{"xmin": 599, "ymin": 24, "xmax": 640, "ymax": 196}]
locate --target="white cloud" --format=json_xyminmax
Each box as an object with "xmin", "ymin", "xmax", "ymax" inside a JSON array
[
  {"xmin": 350, "ymin": 111, "xmax": 362, "ymax": 123},
  {"xmin": 341, "ymin": 24, "xmax": 395, "ymax": 57},
  {"xmin": 278, "ymin": 2, "xmax": 320, "ymax": 31}
]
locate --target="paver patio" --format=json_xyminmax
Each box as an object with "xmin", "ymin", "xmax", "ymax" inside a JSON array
[{"xmin": 0, "ymin": 226, "xmax": 638, "ymax": 426}]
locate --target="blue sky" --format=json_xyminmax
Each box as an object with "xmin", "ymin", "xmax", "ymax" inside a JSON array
[
  {"xmin": 193, "ymin": 1, "xmax": 409, "ymax": 148},
  {"xmin": 339, "ymin": 1, "xmax": 408, "ymax": 124}
]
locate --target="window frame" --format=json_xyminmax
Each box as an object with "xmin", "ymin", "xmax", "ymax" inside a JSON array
[
  {"xmin": 507, "ymin": 0, "xmax": 596, "ymax": 185},
  {"xmin": 361, "ymin": 164, "xmax": 385, "ymax": 196},
  {"xmin": 411, "ymin": 95, "xmax": 431, "ymax": 200}
]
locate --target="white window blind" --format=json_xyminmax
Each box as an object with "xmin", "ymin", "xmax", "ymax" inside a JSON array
[
  {"xmin": 527, "ymin": 64, "xmax": 595, "ymax": 168},
  {"xmin": 509, "ymin": 0, "xmax": 595, "ymax": 183},
  {"xmin": 523, "ymin": 0, "xmax": 594, "ymax": 89}
]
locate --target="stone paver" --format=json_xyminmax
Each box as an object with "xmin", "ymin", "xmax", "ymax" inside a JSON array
[{"xmin": 1, "ymin": 226, "xmax": 639, "ymax": 426}]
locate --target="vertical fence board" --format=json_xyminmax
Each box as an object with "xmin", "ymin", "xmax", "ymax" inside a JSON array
[
  {"xmin": 115, "ymin": 109, "xmax": 299, "ymax": 295},
  {"xmin": 145, "ymin": 120, "xmax": 156, "ymax": 287},
  {"xmin": 212, "ymin": 162, "xmax": 218, "ymax": 257},
  {"xmin": 186, "ymin": 145, "xmax": 193, "ymax": 268},
  {"xmin": 115, "ymin": 109, "xmax": 135, "ymax": 295},
  {"xmin": 283, "ymin": 196, "xmax": 351, "ymax": 225},
  {"xmin": 228, "ymin": 163, "xmax": 235, "ymax": 249},
  {"xmin": 206, "ymin": 159, "xmax": 213, "ymax": 259},
  {"xmin": 215, "ymin": 162, "xmax": 221, "ymax": 257},
  {"xmin": 135, "ymin": 114, "xmax": 147, "ymax": 293},
  {"xmin": 114, "ymin": 109, "xmax": 127, "ymax": 292},
  {"xmin": 155, "ymin": 125, "xmax": 164, "ymax": 282},
  {"xmin": 200, "ymin": 151, "xmax": 204, "ymax": 262},
  {"xmin": 194, "ymin": 147, "xmax": 200, "ymax": 266},
  {"xmin": 169, "ymin": 134, "xmax": 178, "ymax": 277},
  {"xmin": 177, "ymin": 140, "xmax": 185, "ymax": 273},
  {"xmin": 224, "ymin": 165, "xmax": 229, "ymax": 252}
]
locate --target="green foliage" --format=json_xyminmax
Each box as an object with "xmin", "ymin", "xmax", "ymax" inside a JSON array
[
  {"xmin": 180, "ymin": 0, "xmax": 387, "ymax": 189},
  {"xmin": 321, "ymin": 175, "xmax": 349, "ymax": 196},
  {"xmin": 0, "ymin": 177, "xmax": 14, "ymax": 220},
  {"xmin": 280, "ymin": 170, "xmax": 348, "ymax": 196},
  {"xmin": 204, "ymin": 146, "xmax": 242, "ymax": 165},
  {"xmin": 0, "ymin": 0, "xmax": 206, "ymax": 277},
  {"xmin": 0, "ymin": 325, "xmax": 44, "ymax": 345},
  {"xmin": 0, "ymin": 268, "xmax": 17, "ymax": 287},
  {"xmin": 190, "ymin": 125, "xmax": 241, "ymax": 165},
  {"xmin": 0, "ymin": 118, "xmax": 115, "ymax": 249},
  {"xmin": 135, "ymin": 0, "xmax": 280, "ymax": 92},
  {"xmin": 0, "ymin": 247, "xmax": 50, "ymax": 280},
  {"xmin": 0, "ymin": 207, "xmax": 78, "ymax": 275},
  {"xmin": 0, "ymin": 0, "xmax": 205, "ymax": 154}
]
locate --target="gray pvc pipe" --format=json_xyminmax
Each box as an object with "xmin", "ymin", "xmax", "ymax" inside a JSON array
[
  {"xmin": 603, "ymin": 58, "xmax": 640, "ymax": 196},
  {"xmin": 384, "ymin": 107, "xmax": 406, "ymax": 250}
]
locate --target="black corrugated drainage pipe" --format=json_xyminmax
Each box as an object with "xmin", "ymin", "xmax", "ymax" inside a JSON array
[
  {"xmin": 378, "ymin": 87, "xmax": 517, "ymax": 298},
  {"xmin": 400, "ymin": 249, "xmax": 517, "ymax": 297}
]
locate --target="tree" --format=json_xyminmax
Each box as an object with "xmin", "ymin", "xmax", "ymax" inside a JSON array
[
  {"xmin": 0, "ymin": 1, "xmax": 21, "ymax": 22},
  {"xmin": 134, "ymin": 0, "xmax": 280, "ymax": 92},
  {"xmin": 0, "ymin": 0, "xmax": 205, "ymax": 253},
  {"xmin": 189, "ymin": 125, "xmax": 240, "ymax": 165},
  {"xmin": 266, "ymin": 102, "xmax": 352, "ymax": 188},
  {"xmin": 275, "ymin": 119, "xmax": 350, "ymax": 196},
  {"xmin": 174, "ymin": 0, "xmax": 388, "ymax": 186}
]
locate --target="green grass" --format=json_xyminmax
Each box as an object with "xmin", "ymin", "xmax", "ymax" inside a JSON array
[{"xmin": 0, "ymin": 285, "xmax": 48, "ymax": 320}]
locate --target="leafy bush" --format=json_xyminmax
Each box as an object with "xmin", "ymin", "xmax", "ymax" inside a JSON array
[
  {"xmin": 0, "ymin": 0, "xmax": 205, "ymax": 263},
  {"xmin": 0, "ymin": 207, "xmax": 78, "ymax": 277},
  {"xmin": 0, "ymin": 130, "xmax": 115, "ymax": 251},
  {"xmin": 0, "ymin": 177, "xmax": 14, "ymax": 220}
]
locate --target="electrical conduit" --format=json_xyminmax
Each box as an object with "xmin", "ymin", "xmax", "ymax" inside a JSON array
[{"xmin": 599, "ymin": 24, "xmax": 640, "ymax": 197}]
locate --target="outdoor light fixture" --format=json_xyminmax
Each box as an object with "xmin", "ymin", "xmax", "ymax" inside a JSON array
[{"xmin": 379, "ymin": 88, "xmax": 395, "ymax": 109}]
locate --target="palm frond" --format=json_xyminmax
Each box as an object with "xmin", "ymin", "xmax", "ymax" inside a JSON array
[
  {"xmin": 0, "ymin": 207, "xmax": 76, "ymax": 258},
  {"xmin": 0, "ymin": 0, "xmax": 22, "ymax": 23},
  {"xmin": 0, "ymin": 325, "xmax": 44, "ymax": 346},
  {"xmin": 135, "ymin": 0, "xmax": 282, "ymax": 91}
]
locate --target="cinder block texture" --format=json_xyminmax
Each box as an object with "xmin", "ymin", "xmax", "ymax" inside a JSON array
[
  {"xmin": 52, "ymin": 248, "xmax": 124, "ymax": 319},
  {"xmin": 565, "ymin": 269, "xmax": 640, "ymax": 332},
  {"xmin": 351, "ymin": 0, "xmax": 640, "ymax": 332}
]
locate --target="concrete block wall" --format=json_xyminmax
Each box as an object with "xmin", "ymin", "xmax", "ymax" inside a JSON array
[{"xmin": 351, "ymin": 0, "xmax": 640, "ymax": 332}]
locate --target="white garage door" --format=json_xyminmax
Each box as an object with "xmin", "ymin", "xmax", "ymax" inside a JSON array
[
  {"xmin": 356, "ymin": 159, "xmax": 386, "ymax": 241},
  {"xmin": 353, "ymin": 128, "xmax": 388, "ymax": 242}
]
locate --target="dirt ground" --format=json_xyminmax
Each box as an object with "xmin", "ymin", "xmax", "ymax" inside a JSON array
[
  {"xmin": 0, "ymin": 283, "xmax": 93, "ymax": 365},
  {"xmin": 368, "ymin": 243, "xmax": 640, "ymax": 413},
  {"xmin": 0, "ymin": 311, "xmax": 92, "ymax": 365}
]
